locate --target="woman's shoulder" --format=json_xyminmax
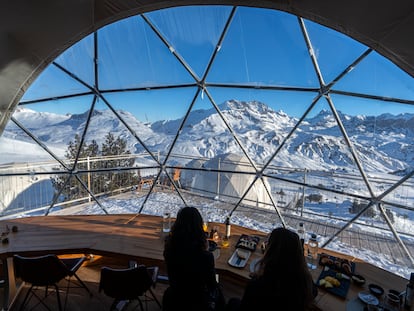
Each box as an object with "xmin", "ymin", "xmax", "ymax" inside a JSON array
[
  {"xmin": 195, "ymin": 248, "xmax": 214, "ymax": 261},
  {"xmin": 245, "ymin": 275, "xmax": 289, "ymax": 297},
  {"xmin": 245, "ymin": 276, "xmax": 268, "ymax": 292}
]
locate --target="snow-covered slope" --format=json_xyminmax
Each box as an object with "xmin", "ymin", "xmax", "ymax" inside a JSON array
[{"xmin": 2, "ymin": 100, "xmax": 413, "ymax": 174}]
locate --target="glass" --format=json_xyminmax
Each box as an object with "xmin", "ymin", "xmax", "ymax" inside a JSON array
[
  {"xmin": 212, "ymin": 226, "xmax": 220, "ymax": 243},
  {"xmin": 384, "ymin": 292, "xmax": 401, "ymax": 311},
  {"xmin": 297, "ymin": 222, "xmax": 305, "ymax": 250},
  {"xmin": 162, "ymin": 211, "xmax": 171, "ymax": 233},
  {"xmin": 203, "ymin": 221, "xmax": 208, "ymax": 233},
  {"xmin": 202, "ymin": 209, "xmax": 209, "ymax": 233},
  {"xmin": 221, "ymin": 236, "xmax": 230, "ymax": 248},
  {"xmin": 307, "ymin": 233, "xmax": 319, "ymax": 270}
]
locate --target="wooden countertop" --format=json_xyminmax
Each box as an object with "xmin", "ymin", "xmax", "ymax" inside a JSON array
[{"xmin": 0, "ymin": 214, "xmax": 408, "ymax": 311}]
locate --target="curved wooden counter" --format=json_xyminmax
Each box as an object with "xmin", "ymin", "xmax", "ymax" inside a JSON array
[{"xmin": 0, "ymin": 214, "xmax": 408, "ymax": 311}]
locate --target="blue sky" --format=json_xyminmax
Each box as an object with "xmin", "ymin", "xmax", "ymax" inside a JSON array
[{"xmin": 21, "ymin": 5, "xmax": 414, "ymax": 122}]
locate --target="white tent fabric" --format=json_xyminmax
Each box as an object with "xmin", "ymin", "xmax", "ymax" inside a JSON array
[{"xmin": 186, "ymin": 153, "xmax": 272, "ymax": 208}]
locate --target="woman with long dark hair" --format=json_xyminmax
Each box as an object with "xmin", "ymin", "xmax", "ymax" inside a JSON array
[
  {"xmin": 162, "ymin": 206, "xmax": 224, "ymax": 311},
  {"xmin": 232, "ymin": 227, "xmax": 318, "ymax": 311}
]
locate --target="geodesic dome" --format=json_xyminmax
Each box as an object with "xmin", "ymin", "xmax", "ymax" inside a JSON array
[
  {"xmin": 0, "ymin": 2, "xmax": 413, "ymax": 275},
  {"xmin": 185, "ymin": 153, "xmax": 273, "ymax": 208}
]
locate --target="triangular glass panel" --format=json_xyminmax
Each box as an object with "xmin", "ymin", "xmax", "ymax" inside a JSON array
[
  {"xmin": 20, "ymin": 63, "xmax": 91, "ymax": 102},
  {"xmin": 208, "ymin": 87, "xmax": 318, "ymax": 165},
  {"xmin": 0, "ymin": 172, "xmax": 68, "ymax": 217},
  {"xmin": 207, "ymin": 7, "xmax": 319, "ymax": 87},
  {"xmin": 105, "ymin": 87, "xmax": 197, "ymax": 163},
  {"xmin": 146, "ymin": 5, "xmax": 233, "ymax": 79},
  {"xmin": 261, "ymin": 181, "xmax": 356, "ymax": 236},
  {"xmin": 262, "ymin": 97, "xmax": 370, "ymax": 197},
  {"xmin": 231, "ymin": 196, "xmax": 284, "ymax": 232},
  {"xmin": 0, "ymin": 108, "xmax": 83, "ymax": 171},
  {"xmin": 380, "ymin": 175, "xmax": 414, "ymax": 219},
  {"xmin": 97, "ymin": 15, "xmax": 195, "ymax": 90},
  {"xmin": 54, "ymin": 34, "xmax": 95, "ymax": 88},
  {"xmin": 333, "ymin": 51, "xmax": 414, "ymax": 100},
  {"xmin": 322, "ymin": 201, "xmax": 412, "ymax": 278},
  {"xmin": 164, "ymin": 91, "xmax": 258, "ymax": 172},
  {"xmin": 331, "ymin": 94, "xmax": 414, "ymax": 197},
  {"xmin": 77, "ymin": 96, "xmax": 160, "ymax": 164},
  {"xmin": 9, "ymin": 96, "xmax": 96, "ymax": 170},
  {"xmin": 49, "ymin": 171, "xmax": 122, "ymax": 215},
  {"xmin": 303, "ymin": 19, "xmax": 367, "ymax": 85},
  {"xmin": 301, "ymin": 191, "xmax": 353, "ymax": 226}
]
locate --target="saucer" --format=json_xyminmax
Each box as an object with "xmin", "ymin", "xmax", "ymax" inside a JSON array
[{"xmin": 358, "ymin": 291, "xmax": 379, "ymax": 305}]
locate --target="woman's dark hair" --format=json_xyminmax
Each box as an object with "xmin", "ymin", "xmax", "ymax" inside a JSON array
[
  {"xmin": 255, "ymin": 227, "xmax": 315, "ymax": 309},
  {"xmin": 165, "ymin": 206, "xmax": 207, "ymax": 252}
]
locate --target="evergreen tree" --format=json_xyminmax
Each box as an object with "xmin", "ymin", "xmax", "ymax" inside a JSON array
[
  {"xmin": 52, "ymin": 133, "xmax": 138, "ymax": 202},
  {"xmin": 52, "ymin": 134, "xmax": 89, "ymax": 201},
  {"xmin": 85, "ymin": 139, "xmax": 101, "ymax": 195},
  {"xmin": 101, "ymin": 133, "xmax": 136, "ymax": 194},
  {"xmin": 349, "ymin": 199, "xmax": 376, "ymax": 218}
]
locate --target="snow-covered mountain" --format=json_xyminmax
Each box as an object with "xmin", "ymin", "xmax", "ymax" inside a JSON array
[
  {"xmin": 154, "ymin": 100, "xmax": 413, "ymax": 173},
  {"xmin": 1, "ymin": 101, "xmax": 413, "ymax": 174}
]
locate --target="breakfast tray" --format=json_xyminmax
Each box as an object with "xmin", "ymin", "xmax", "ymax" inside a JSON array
[{"xmin": 317, "ymin": 254, "xmax": 356, "ymax": 298}]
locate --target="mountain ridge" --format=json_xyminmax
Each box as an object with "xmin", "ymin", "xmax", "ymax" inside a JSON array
[{"xmin": 2, "ymin": 100, "xmax": 413, "ymax": 174}]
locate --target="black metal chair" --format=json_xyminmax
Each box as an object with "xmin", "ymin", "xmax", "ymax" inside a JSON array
[
  {"xmin": 13, "ymin": 254, "xmax": 92, "ymax": 311},
  {"xmin": 14, "ymin": 254, "xmax": 68, "ymax": 311},
  {"xmin": 99, "ymin": 263, "xmax": 161, "ymax": 311}
]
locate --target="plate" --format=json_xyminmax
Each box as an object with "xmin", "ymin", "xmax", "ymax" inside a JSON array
[
  {"xmin": 228, "ymin": 248, "xmax": 251, "ymax": 268},
  {"xmin": 319, "ymin": 253, "xmax": 355, "ymax": 275},
  {"xmin": 358, "ymin": 292, "xmax": 379, "ymax": 305},
  {"xmin": 317, "ymin": 268, "xmax": 352, "ymax": 298},
  {"xmin": 351, "ymin": 274, "xmax": 366, "ymax": 286}
]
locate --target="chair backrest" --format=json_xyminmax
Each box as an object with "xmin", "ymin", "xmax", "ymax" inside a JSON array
[
  {"xmin": 14, "ymin": 254, "xmax": 68, "ymax": 286},
  {"xmin": 172, "ymin": 168, "xmax": 181, "ymax": 181},
  {"xmin": 99, "ymin": 265, "xmax": 153, "ymax": 300}
]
